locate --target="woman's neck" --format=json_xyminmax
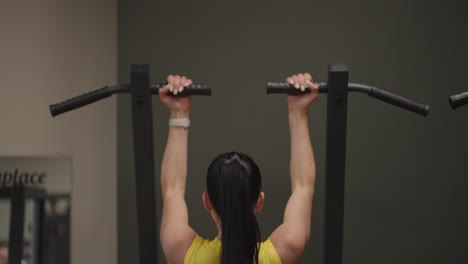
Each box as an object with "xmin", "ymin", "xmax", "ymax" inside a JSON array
[{"xmin": 215, "ymin": 219, "xmax": 222, "ymax": 240}]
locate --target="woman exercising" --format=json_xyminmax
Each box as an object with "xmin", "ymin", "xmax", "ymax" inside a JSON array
[{"xmin": 159, "ymin": 73, "xmax": 319, "ymax": 264}]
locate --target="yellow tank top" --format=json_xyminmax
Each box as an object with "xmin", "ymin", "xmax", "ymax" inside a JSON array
[{"xmin": 184, "ymin": 235, "xmax": 282, "ymax": 264}]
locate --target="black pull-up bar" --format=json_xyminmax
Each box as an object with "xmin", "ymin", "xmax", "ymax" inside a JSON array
[
  {"xmin": 266, "ymin": 82, "xmax": 430, "ymax": 116},
  {"xmin": 267, "ymin": 64, "xmax": 430, "ymax": 264},
  {"xmin": 49, "ymin": 64, "xmax": 430, "ymax": 264},
  {"xmin": 449, "ymin": 91, "xmax": 468, "ymax": 109},
  {"xmin": 49, "ymin": 83, "xmax": 212, "ymax": 117}
]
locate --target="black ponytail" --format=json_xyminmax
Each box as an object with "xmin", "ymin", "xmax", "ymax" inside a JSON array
[{"xmin": 207, "ymin": 152, "xmax": 262, "ymax": 264}]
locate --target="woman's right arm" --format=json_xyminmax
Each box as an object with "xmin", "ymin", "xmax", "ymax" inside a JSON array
[
  {"xmin": 159, "ymin": 75, "xmax": 197, "ymax": 264},
  {"xmin": 270, "ymin": 73, "xmax": 319, "ymax": 264}
]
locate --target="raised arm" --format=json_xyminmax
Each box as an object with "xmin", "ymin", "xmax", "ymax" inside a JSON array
[
  {"xmin": 270, "ymin": 73, "xmax": 319, "ymax": 264},
  {"xmin": 159, "ymin": 75, "xmax": 196, "ymax": 264}
]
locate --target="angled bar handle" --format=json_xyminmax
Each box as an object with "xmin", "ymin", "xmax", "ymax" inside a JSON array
[
  {"xmin": 266, "ymin": 82, "xmax": 430, "ymax": 117},
  {"xmin": 449, "ymin": 91, "xmax": 468, "ymax": 109},
  {"xmin": 367, "ymin": 87, "xmax": 429, "ymax": 117},
  {"xmin": 50, "ymin": 84, "xmax": 212, "ymax": 117},
  {"xmin": 49, "ymin": 86, "xmax": 114, "ymax": 117}
]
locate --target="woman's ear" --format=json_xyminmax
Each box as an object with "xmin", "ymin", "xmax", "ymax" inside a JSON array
[
  {"xmin": 202, "ymin": 192, "xmax": 212, "ymax": 212},
  {"xmin": 255, "ymin": 192, "xmax": 265, "ymax": 212}
]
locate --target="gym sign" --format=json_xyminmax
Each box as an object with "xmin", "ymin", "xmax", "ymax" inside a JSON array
[
  {"xmin": 0, "ymin": 168, "xmax": 46, "ymax": 186},
  {"xmin": 0, "ymin": 156, "xmax": 72, "ymax": 193}
]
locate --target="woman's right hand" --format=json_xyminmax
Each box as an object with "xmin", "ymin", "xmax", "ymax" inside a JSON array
[
  {"xmin": 286, "ymin": 73, "xmax": 319, "ymax": 114},
  {"xmin": 158, "ymin": 75, "xmax": 193, "ymax": 118}
]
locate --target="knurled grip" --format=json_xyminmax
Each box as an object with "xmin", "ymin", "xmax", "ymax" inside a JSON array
[
  {"xmin": 151, "ymin": 83, "xmax": 212, "ymax": 96},
  {"xmin": 449, "ymin": 91, "xmax": 468, "ymax": 109},
  {"xmin": 266, "ymin": 82, "xmax": 328, "ymax": 94},
  {"xmin": 49, "ymin": 86, "xmax": 112, "ymax": 117}
]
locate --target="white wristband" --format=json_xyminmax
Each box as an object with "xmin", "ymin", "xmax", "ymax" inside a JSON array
[{"xmin": 169, "ymin": 118, "xmax": 190, "ymax": 128}]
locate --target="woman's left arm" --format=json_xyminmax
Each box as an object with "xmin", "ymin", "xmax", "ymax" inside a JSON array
[{"xmin": 159, "ymin": 75, "xmax": 196, "ymax": 264}]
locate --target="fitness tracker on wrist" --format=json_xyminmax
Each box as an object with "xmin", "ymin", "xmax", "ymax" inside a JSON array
[{"xmin": 169, "ymin": 118, "xmax": 190, "ymax": 128}]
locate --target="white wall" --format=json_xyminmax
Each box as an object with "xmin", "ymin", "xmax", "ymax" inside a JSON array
[{"xmin": 0, "ymin": 1, "xmax": 117, "ymax": 264}]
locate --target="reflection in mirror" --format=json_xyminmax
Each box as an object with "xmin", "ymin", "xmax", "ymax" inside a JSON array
[
  {"xmin": 43, "ymin": 195, "xmax": 70, "ymax": 264},
  {"xmin": 0, "ymin": 200, "xmax": 9, "ymax": 264},
  {"xmin": 0, "ymin": 156, "xmax": 72, "ymax": 264}
]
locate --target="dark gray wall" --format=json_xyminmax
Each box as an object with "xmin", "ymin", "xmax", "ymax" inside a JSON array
[{"xmin": 117, "ymin": 1, "xmax": 468, "ymax": 263}]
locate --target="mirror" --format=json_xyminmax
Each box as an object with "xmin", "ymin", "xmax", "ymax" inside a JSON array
[{"xmin": 0, "ymin": 156, "xmax": 72, "ymax": 264}]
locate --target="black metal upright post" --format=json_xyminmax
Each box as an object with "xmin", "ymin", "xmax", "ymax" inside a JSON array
[
  {"xmin": 8, "ymin": 186, "xmax": 25, "ymax": 264},
  {"xmin": 130, "ymin": 64, "xmax": 158, "ymax": 263},
  {"xmin": 324, "ymin": 64, "xmax": 349, "ymax": 264}
]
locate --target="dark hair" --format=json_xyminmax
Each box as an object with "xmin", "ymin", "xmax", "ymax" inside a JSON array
[
  {"xmin": 207, "ymin": 151, "xmax": 262, "ymax": 264},
  {"xmin": 0, "ymin": 241, "xmax": 7, "ymax": 248}
]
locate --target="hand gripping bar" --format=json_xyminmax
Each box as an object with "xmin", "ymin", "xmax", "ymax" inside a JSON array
[
  {"xmin": 266, "ymin": 82, "xmax": 430, "ymax": 117},
  {"xmin": 49, "ymin": 83, "xmax": 212, "ymax": 117}
]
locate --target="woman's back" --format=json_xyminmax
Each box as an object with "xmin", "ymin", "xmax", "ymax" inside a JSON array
[
  {"xmin": 183, "ymin": 235, "xmax": 282, "ymax": 264},
  {"xmin": 159, "ymin": 73, "xmax": 318, "ymax": 264}
]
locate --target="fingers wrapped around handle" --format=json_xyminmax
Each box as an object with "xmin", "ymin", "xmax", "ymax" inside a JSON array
[{"xmin": 151, "ymin": 83, "xmax": 212, "ymax": 96}]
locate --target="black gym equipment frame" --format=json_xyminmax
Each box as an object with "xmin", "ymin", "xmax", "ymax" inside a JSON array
[
  {"xmin": 49, "ymin": 64, "xmax": 212, "ymax": 264},
  {"xmin": 267, "ymin": 63, "xmax": 430, "ymax": 264},
  {"xmin": 0, "ymin": 186, "xmax": 47, "ymax": 264},
  {"xmin": 449, "ymin": 91, "xmax": 468, "ymax": 109}
]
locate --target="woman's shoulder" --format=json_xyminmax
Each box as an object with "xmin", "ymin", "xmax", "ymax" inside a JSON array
[
  {"xmin": 183, "ymin": 235, "xmax": 221, "ymax": 264},
  {"xmin": 259, "ymin": 237, "xmax": 283, "ymax": 264}
]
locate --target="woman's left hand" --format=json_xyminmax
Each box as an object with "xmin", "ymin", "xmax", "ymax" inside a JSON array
[{"xmin": 159, "ymin": 75, "xmax": 193, "ymax": 118}]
